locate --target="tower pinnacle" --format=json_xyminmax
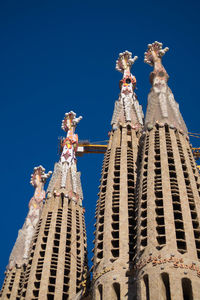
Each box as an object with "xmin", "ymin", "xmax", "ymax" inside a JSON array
[
  {"xmin": 115, "ymin": 51, "xmax": 138, "ymax": 94},
  {"xmin": 61, "ymin": 111, "xmax": 82, "ymax": 133},
  {"xmin": 116, "ymin": 50, "xmax": 138, "ymax": 75},
  {"xmin": 144, "ymin": 41, "xmax": 187, "ymax": 133},
  {"xmin": 111, "ymin": 51, "xmax": 143, "ymax": 129},
  {"xmin": 60, "ymin": 111, "xmax": 82, "ymax": 165},
  {"xmin": 144, "ymin": 41, "xmax": 169, "ymax": 84},
  {"xmin": 144, "ymin": 41, "xmax": 169, "ymax": 66}
]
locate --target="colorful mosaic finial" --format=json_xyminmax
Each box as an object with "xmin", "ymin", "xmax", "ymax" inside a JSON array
[
  {"xmin": 115, "ymin": 50, "xmax": 138, "ymax": 74},
  {"xmin": 60, "ymin": 111, "xmax": 82, "ymax": 189},
  {"xmin": 30, "ymin": 165, "xmax": 52, "ymax": 187},
  {"xmin": 111, "ymin": 50, "xmax": 143, "ymax": 129},
  {"xmin": 144, "ymin": 41, "xmax": 169, "ymax": 66},
  {"xmin": 115, "ymin": 50, "xmax": 138, "ymax": 93},
  {"xmin": 61, "ymin": 111, "xmax": 82, "ymax": 133}
]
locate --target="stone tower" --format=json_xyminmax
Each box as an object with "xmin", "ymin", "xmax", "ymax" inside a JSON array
[
  {"xmin": 92, "ymin": 51, "xmax": 144, "ymax": 299},
  {"xmin": 135, "ymin": 42, "xmax": 200, "ymax": 299},
  {"xmin": 0, "ymin": 111, "xmax": 88, "ymax": 300}
]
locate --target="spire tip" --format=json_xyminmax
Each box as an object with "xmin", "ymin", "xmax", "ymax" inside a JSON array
[
  {"xmin": 116, "ymin": 51, "xmax": 138, "ymax": 74},
  {"xmin": 61, "ymin": 111, "xmax": 82, "ymax": 132},
  {"xmin": 144, "ymin": 41, "xmax": 169, "ymax": 66}
]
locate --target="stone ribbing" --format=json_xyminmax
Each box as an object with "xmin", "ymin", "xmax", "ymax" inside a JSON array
[
  {"xmin": 135, "ymin": 124, "xmax": 200, "ymax": 300},
  {"xmin": 92, "ymin": 125, "xmax": 141, "ymax": 299}
]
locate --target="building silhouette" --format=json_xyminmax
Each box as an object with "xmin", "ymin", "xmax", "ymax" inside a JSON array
[{"xmin": 1, "ymin": 42, "xmax": 200, "ymax": 299}]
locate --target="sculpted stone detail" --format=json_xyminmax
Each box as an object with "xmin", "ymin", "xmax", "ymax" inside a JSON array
[
  {"xmin": 111, "ymin": 51, "xmax": 143, "ymax": 129},
  {"xmin": 144, "ymin": 41, "xmax": 187, "ymax": 133},
  {"xmin": 8, "ymin": 166, "xmax": 51, "ymax": 270}
]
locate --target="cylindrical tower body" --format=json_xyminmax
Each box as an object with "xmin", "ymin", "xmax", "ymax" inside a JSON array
[{"xmin": 92, "ymin": 51, "xmax": 144, "ymax": 299}]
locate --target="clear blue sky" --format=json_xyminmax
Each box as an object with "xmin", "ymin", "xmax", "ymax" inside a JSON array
[{"xmin": 0, "ymin": 0, "xmax": 200, "ymax": 285}]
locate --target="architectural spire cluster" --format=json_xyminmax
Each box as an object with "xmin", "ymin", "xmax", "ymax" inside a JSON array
[{"xmin": 1, "ymin": 42, "xmax": 200, "ymax": 300}]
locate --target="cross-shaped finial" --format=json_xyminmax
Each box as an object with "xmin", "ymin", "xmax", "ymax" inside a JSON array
[
  {"xmin": 115, "ymin": 50, "xmax": 138, "ymax": 74},
  {"xmin": 144, "ymin": 41, "xmax": 169, "ymax": 66},
  {"xmin": 61, "ymin": 111, "xmax": 82, "ymax": 133}
]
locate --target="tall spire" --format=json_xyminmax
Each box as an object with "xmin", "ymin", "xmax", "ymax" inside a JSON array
[
  {"xmin": 111, "ymin": 51, "xmax": 143, "ymax": 129},
  {"xmin": 144, "ymin": 41, "xmax": 188, "ymax": 133},
  {"xmin": 8, "ymin": 166, "xmax": 51, "ymax": 270},
  {"xmin": 92, "ymin": 50, "xmax": 143, "ymax": 299}
]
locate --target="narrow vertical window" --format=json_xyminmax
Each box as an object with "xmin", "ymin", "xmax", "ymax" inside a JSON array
[
  {"xmin": 182, "ymin": 278, "xmax": 193, "ymax": 300},
  {"xmin": 143, "ymin": 275, "xmax": 150, "ymax": 300},
  {"xmin": 113, "ymin": 282, "xmax": 120, "ymax": 300},
  {"xmin": 161, "ymin": 273, "xmax": 171, "ymax": 300},
  {"xmin": 97, "ymin": 284, "xmax": 103, "ymax": 300}
]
